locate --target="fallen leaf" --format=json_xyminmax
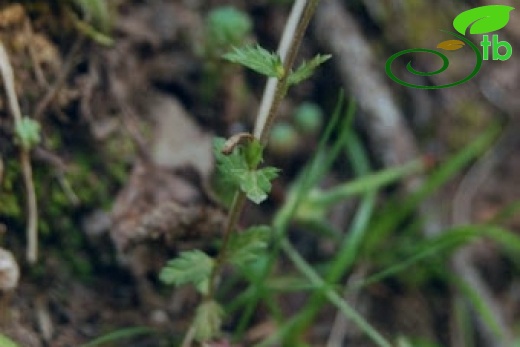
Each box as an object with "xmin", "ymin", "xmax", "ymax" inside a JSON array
[{"xmin": 437, "ymin": 39, "xmax": 465, "ymax": 51}]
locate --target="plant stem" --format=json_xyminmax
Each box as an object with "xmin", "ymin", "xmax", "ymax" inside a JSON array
[
  {"xmin": 208, "ymin": 0, "xmax": 321, "ymax": 298},
  {"xmin": 257, "ymin": 0, "xmax": 320, "ymax": 145},
  {"xmin": 209, "ymin": 191, "xmax": 246, "ymax": 297},
  {"xmin": 254, "ymin": 0, "xmax": 307, "ymax": 139}
]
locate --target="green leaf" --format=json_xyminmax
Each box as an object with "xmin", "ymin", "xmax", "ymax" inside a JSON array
[
  {"xmin": 453, "ymin": 5, "xmax": 515, "ymax": 35},
  {"xmin": 214, "ymin": 138, "xmax": 248, "ymax": 183},
  {"xmin": 159, "ymin": 250, "xmax": 214, "ymax": 295},
  {"xmin": 73, "ymin": 0, "xmax": 112, "ymax": 34},
  {"xmin": 0, "ymin": 334, "xmax": 20, "ymax": 347},
  {"xmin": 228, "ymin": 225, "xmax": 271, "ymax": 266},
  {"xmin": 79, "ymin": 327, "xmax": 153, "ymax": 347},
  {"xmin": 214, "ymin": 137, "xmax": 280, "ymax": 204},
  {"xmin": 243, "ymin": 138, "xmax": 264, "ymax": 169},
  {"xmin": 288, "ymin": 54, "xmax": 332, "ymax": 86},
  {"xmin": 15, "ymin": 117, "xmax": 40, "ymax": 150},
  {"xmin": 223, "ymin": 44, "xmax": 284, "ymax": 78},
  {"xmin": 240, "ymin": 167, "xmax": 280, "ymax": 204},
  {"xmin": 193, "ymin": 300, "xmax": 224, "ymax": 342}
]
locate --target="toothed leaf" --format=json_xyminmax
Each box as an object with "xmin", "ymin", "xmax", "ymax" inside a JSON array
[
  {"xmin": 228, "ymin": 225, "xmax": 271, "ymax": 265},
  {"xmin": 159, "ymin": 250, "xmax": 214, "ymax": 295},
  {"xmin": 239, "ymin": 167, "xmax": 280, "ymax": 204},
  {"xmin": 193, "ymin": 300, "xmax": 224, "ymax": 342},
  {"xmin": 288, "ymin": 54, "xmax": 332, "ymax": 86},
  {"xmin": 214, "ymin": 137, "xmax": 280, "ymax": 204},
  {"xmin": 223, "ymin": 44, "xmax": 284, "ymax": 78}
]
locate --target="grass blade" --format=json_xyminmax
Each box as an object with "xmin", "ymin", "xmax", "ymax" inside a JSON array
[{"xmin": 79, "ymin": 327, "xmax": 154, "ymax": 347}]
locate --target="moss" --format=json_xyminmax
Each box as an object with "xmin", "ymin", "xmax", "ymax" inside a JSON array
[
  {"xmin": 2, "ymin": 127, "xmax": 132, "ymax": 278},
  {"xmin": 0, "ymin": 159, "xmax": 22, "ymax": 218}
]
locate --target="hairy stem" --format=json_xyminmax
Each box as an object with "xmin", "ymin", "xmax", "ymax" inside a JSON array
[
  {"xmin": 254, "ymin": 0, "xmax": 307, "ymax": 139},
  {"xmin": 256, "ymin": 0, "xmax": 320, "ymax": 145},
  {"xmin": 207, "ymin": 0, "xmax": 320, "ymax": 298}
]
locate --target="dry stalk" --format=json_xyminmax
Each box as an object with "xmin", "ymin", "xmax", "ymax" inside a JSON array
[{"xmin": 0, "ymin": 43, "xmax": 39, "ymax": 263}]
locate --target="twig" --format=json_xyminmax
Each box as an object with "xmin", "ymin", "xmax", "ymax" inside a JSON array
[
  {"xmin": 33, "ymin": 35, "xmax": 84, "ymax": 121},
  {"xmin": 0, "ymin": 43, "xmax": 39, "ymax": 263},
  {"xmin": 24, "ymin": 17, "xmax": 48, "ymax": 87}
]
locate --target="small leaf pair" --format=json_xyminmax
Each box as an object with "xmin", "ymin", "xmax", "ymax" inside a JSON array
[
  {"xmin": 222, "ymin": 44, "xmax": 331, "ymax": 85},
  {"xmin": 159, "ymin": 226, "xmax": 270, "ymax": 294}
]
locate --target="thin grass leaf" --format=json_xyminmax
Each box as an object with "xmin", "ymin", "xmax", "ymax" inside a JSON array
[
  {"xmin": 352, "ymin": 228, "xmax": 479, "ymax": 289},
  {"xmin": 223, "ymin": 44, "xmax": 283, "ymax": 78},
  {"xmin": 454, "ymin": 277, "xmax": 506, "ymax": 342},
  {"xmin": 264, "ymin": 276, "xmax": 323, "ymax": 292},
  {"xmin": 306, "ymin": 158, "xmax": 425, "ymax": 208},
  {"xmin": 79, "ymin": 327, "xmax": 154, "ymax": 347},
  {"xmin": 237, "ymin": 93, "xmax": 352, "ymax": 336},
  {"xmin": 454, "ymin": 296, "xmax": 476, "ymax": 347},
  {"xmin": 280, "ymin": 238, "xmax": 392, "ymax": 347},
  {"xmin": 363, "ymin": 123, "xmax": 501, "ymax": 254},
  {"xmin": 333, "ymin": 130, "xmax": 376, "ymax": 274},
  {"xmin": 351, "ymin": 224, "xmax": 520, "ymax": 290},
  {"xmin": 285, "ymin": 130, "xmax": 376, "ymax": 341},
  {"xmin": 273, "ymin": 95, "xmax": 354, "ymax": 230}
]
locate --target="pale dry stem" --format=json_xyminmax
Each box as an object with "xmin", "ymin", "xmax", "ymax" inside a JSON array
[{"xmin": 0, "ymin": 43, "xmax": 39, "ymax": 263}]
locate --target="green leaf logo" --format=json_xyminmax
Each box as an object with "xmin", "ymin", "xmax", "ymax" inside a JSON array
[{"xmin": 453, "ymin": 5, "xmax": 515, "ymax": 35}]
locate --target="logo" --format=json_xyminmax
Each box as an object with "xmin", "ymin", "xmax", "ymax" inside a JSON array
[{"xmin": 386, "ymin": 5, "xmax": 515, "ymax": 89}]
